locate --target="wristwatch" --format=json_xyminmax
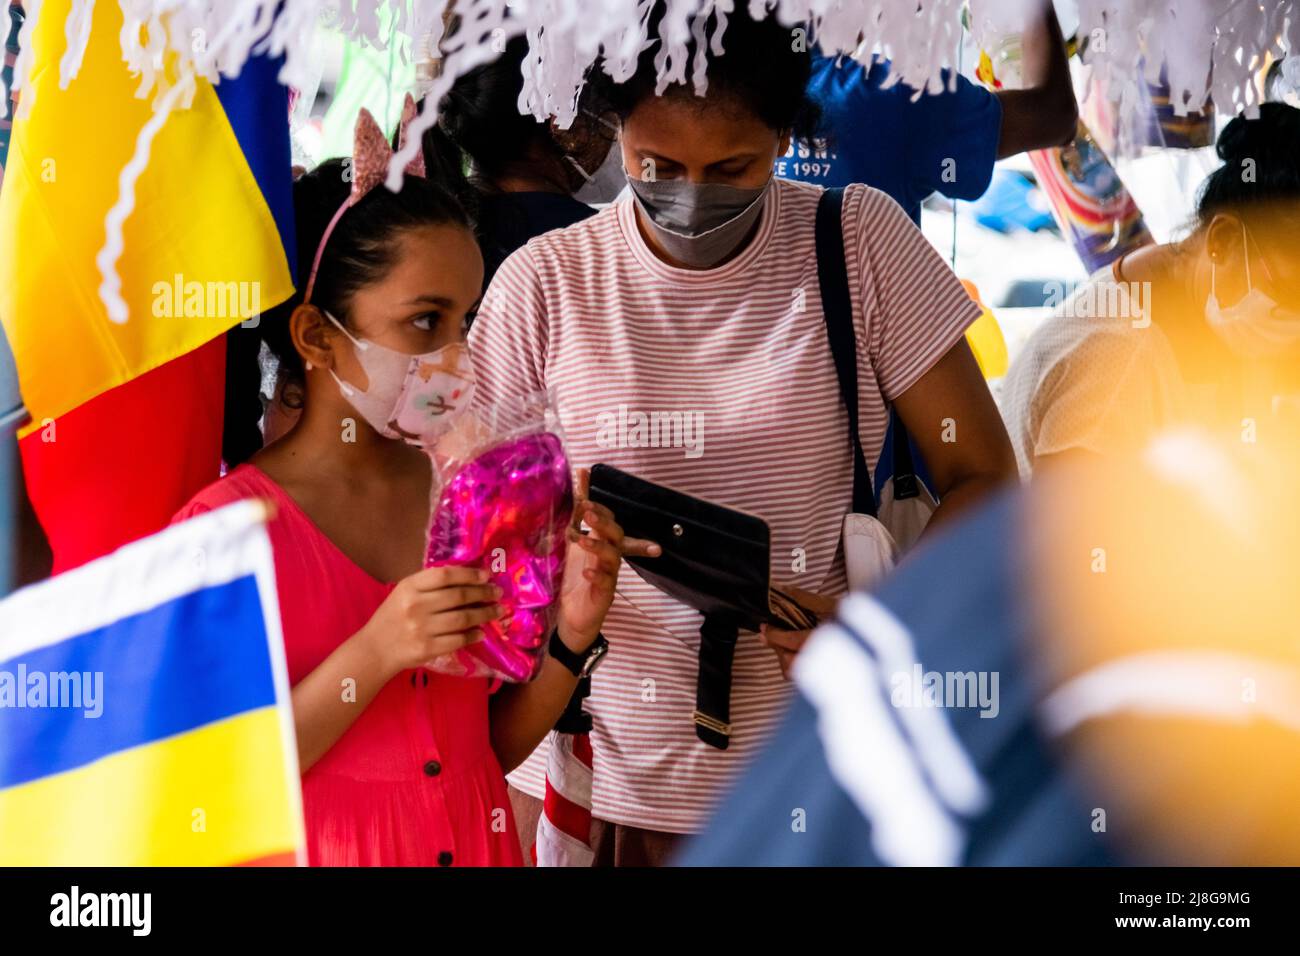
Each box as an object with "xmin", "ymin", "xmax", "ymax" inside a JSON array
[{"xmin": 549, "ymin": 630, "xmax": 609, "ymax": 679}]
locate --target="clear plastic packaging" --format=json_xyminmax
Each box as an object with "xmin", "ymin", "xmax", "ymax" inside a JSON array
[{"xmin": 423, "ymin": 391, "xmax": 574, "ymax": 682}]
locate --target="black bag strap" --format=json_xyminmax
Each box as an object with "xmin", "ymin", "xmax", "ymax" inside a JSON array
[
  {"xmin": 814, "ymin": 187, "xmax": 877, "ymax": 518},
  {"xmin": 891, "ymin": 411, "xmax": 921, "ymax": 500},
  {"xmin": 694, "ymin": 614, "xmax": 740, "ymax": 750}
]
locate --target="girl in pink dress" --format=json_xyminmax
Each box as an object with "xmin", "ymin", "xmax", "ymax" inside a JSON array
[{"xmin": 176, "ymin": 125, "xmax": 651, "ymax": 866}]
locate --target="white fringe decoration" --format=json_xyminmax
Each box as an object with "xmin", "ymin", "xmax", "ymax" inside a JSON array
[
  {"xmin": 96, "ymin": 69, "xmax": 197, "ymax": 325},
  {"xmin": 5, "ymin": 0, "xmax": 1297, "ymax": 322}
]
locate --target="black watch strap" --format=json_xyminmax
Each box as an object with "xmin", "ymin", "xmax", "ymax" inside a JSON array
[{"xmin": 549, "ymin": 630, "xmax": 608, "ymax": 678}]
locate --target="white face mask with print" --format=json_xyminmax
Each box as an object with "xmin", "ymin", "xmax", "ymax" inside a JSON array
[
  {"xmin": 1205, "ymin": 224, "xmax": 1300, "ymax": 359},
  {"xmin": 324, "ymin": 310, "xmax": 475, "ymax": 447}
]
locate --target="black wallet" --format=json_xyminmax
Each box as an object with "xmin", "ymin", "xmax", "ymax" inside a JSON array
[
  {"xmin": 587, "ymin": 464, "xmax": 819, "ymax": 633},
  {"xmin": 588, "ymin": 464, "xmax": 820, "ymax": 750}
]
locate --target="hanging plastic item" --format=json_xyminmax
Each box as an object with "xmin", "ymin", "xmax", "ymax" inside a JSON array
[
  {"xmin": 971, "ymin": 22, "xmax": 1155, "ymax": 273},
  {"xmin": 1026, "ymin": 120, "xmax": 1155, "ymax": 273}
]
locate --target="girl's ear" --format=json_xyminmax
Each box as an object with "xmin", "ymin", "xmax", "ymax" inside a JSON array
[
  {"xmin": 777, "ymin": 129, "xmax": 792, "ymax": 162},
  {"xmin": 290, "ymin": 304, "xmax": 337, "ymax": 371}
]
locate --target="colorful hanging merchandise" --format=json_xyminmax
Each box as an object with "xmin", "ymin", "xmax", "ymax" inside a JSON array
[
  {"xmin": 1140, "ymin": 64, "xmax": 1216, "ymax": 150},
  {"xmin": 973, "ymin": 19, "xmax": 1154, "ymax": 273},
  {"xmin": 1026, "ymin": 121, "xmax": 1155, "ymax": 274}
]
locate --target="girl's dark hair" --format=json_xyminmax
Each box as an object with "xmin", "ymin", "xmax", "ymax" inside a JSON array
[
  {"xmin": 424, "ymin": 35, "xmax": 559, "ymax": 190},
  {"xmin": 591, "ymin": 3, "xmax": 820, "ymax": 143},
  {"xmin": 1196, "ymin": 102, "xmax": 1300, "ymax": 227},
  {"xmin": 223, "ymin": 156, "xmax": 473, "ymax": 466}
]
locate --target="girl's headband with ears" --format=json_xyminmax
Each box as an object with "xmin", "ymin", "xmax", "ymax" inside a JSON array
[{"xmin": 302, "ymin": 94, "xmax": 427, "ymax": 305}]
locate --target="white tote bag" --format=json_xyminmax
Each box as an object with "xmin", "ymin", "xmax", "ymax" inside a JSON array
[
  {"xmin": 842, "ymin": 512, "xmax": 899, "ymax": 592},
  {"xmin": 876, "ymin": 476, "xmax": 938, "ymax": 556}
]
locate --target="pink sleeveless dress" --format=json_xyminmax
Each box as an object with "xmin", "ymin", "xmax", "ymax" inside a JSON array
[{"xmin": 174, "ymin": 464, "xmax": 522, "ymax": 867}]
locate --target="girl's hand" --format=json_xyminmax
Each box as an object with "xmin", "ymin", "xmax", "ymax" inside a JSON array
[
  {"xmin": 361, "ymin": 565, "xmax": 504, "ymax": 676},
  {"xmin": 556, "ymin": 469, "xmax": 661, "ymax": 653}
]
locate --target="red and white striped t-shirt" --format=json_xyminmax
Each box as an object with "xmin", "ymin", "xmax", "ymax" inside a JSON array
[{"xmin": 469, "ymin": 178, "xmax": 979, "ymax": 833}]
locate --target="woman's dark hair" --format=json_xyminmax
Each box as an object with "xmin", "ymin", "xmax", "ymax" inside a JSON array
[
  {"xmin": 1196, "ymin": 102, "xmax": 1300, "ymax": 227},
  {"xmin": 591, "ymin": 3, "xmax": 820, "ymax": 143},
  {"xmin": 424, "ymin": 35, "xmax": 560, "ymax": 191},
  {"xmin": 223, "ymin": 156, "xmax": 473, "ymax": 466}
]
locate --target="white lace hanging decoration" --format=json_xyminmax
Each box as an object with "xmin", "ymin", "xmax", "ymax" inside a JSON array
[{"xmin": 5, "ymin": 0, "xmax": 1297, "ymax": 322}]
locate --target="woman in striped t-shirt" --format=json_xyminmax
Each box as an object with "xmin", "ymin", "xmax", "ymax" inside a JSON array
[{"xmin": 469, "ymin": 4, "xmax": 1017, "ymax": 864}]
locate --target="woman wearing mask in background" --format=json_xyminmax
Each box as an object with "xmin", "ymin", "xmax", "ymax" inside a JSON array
[
  {"xmin": 1000, "ymin": 102, "xmax": 1300, "ymax": 476},
  {"xmin": 424, "ymin": 34, "xmax": 623, "ymax": 293},
  {"xmin": 176, "ymin": 114, "xmax": 644, "ymax": 866},
  {"xmin": 469, "ymin": 5, "xmax": 1017, "ymax": 864}
]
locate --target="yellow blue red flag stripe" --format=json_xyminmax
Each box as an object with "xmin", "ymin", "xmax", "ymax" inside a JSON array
[
  {"xmin": 0, "ymin": 0, "xmax": 295, "ymax": 428},
  {"xmin": 0, "ymin": 0, "xmax": 298, "ymax": 573}
]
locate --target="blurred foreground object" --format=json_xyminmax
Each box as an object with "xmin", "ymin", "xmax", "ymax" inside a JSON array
[
  {"xmin": 680, "ymin": 425, "xmax": 1300, "ymax": 865},
  {"xmin": 0, "ymin": 500, "xmax": 304, "ymax": 865}
]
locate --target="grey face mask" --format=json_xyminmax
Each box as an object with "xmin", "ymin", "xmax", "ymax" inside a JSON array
[{"xmin": 628, "ymin": 175, "xmax": 770, "ymax": 268}]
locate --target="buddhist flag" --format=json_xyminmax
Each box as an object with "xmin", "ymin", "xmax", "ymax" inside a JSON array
[
  {"xmin": 0, "ymin": 0, "xmax": 295, "ymax": 572},
  {"xmin": 0, "ymin": 499, "xmax": 304, "ymax": 866}
]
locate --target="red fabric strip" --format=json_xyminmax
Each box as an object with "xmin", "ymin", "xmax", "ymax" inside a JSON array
[
  {"xmin": 19, "ymin": 338, "xmax": 226, "ymax": 573},
  {"xmin": 543, "ymin": 769, "xmax": 593, "ymax": 842},
  {"xmin": 572, "ymin": 732, "xmax": 593, "ymax": 769}
]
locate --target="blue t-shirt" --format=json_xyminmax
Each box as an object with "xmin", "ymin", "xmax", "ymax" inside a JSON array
[
  {"xmin": 780, "ymin": 52, "xmax": 1003, "ymax": 495},
  {"xmin": 777, "ymin": 53, "xmax": 1003, "ymax": 223}
]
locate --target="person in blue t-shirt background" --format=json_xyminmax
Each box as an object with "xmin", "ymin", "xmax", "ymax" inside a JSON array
[
  {"xmin": 777, "ymin": 1, "xmax": 1076, "ymax": 539},
  {"xmin": 778, "ymin": 1, "xmax": 1077, "ymax": 224}
]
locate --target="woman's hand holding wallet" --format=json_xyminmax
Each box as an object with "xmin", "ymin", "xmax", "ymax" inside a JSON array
[
  {"xmin": 760, "ymin": 586, "xmax": 839, "ymax": 680},
  {"xmin": 556, "ymin": 468, "xmax": 662, "ymax": 654}
]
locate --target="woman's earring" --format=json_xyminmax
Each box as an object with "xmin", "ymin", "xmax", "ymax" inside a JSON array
[{"xmin": 304, "ymin": 360, "xmax": 314, "ymax": 371}]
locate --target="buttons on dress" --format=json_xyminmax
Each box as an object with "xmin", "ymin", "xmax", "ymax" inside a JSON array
[
  {"xmin": 437, "ymin": 851, "xmax": 453, "ymax": 867},
  {"xmin": 424, "ymin": 760, "xmax": 442, "ymax": 777}
]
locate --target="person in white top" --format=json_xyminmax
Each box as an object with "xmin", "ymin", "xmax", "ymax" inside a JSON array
[
  {"xmin": 468, "ymin": 3, "xmax": 1017, "ymax": 863},
  {"xmin": 1001, "ymin": 102, "xmax": 1300, "ymax": 477}
]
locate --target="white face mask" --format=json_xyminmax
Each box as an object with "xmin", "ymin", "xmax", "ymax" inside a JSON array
[
  {"xmin": 324, "ymin": 310, "xmax": 475, "ymax": 448},
  {"xmin": 1205, "ymin": 224, "xmax": 1300, "ymax": 359}
]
